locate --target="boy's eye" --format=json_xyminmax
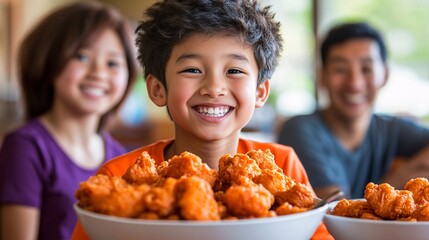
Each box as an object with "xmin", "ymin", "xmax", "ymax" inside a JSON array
[
  {"xmin": 227, "ymin": 69, "xmax": 243, "ymax": 74},
  {"xmin": 180, "ymin": 68, "xmax": 201, "ymax": 74}
]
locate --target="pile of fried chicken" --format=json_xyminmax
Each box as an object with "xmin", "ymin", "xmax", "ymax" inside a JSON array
[
  {"xmin": 75, "ymin": 150, "xmax": 315, "ymax": 220},
  {"xmin": 331, "ymin": 178, "xmax": 429, "ymax": 221}
]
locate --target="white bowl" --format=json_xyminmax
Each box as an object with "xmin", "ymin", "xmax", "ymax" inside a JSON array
[
  {"xmin": 324, "ymin": 200, "xmax": 429, "ymax": 240},
  {"xmin": 74, "ymin": 200, "xmax": 327, "ymax": 240}
]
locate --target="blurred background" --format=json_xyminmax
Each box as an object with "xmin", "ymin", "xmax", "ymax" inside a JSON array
[{"xmin": 1, "ymin": 0, "xmax": 429, "ymax": 150}]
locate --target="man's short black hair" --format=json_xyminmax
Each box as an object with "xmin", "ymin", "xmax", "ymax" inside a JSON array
[{"xmin": 320, "ymin": 22, "xmax": 387, "ymax": 66}]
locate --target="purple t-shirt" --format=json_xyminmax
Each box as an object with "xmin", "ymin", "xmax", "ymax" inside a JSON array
[{"xmin": 0, "ymin": 119, "xmax": 127, "ymax": 240}]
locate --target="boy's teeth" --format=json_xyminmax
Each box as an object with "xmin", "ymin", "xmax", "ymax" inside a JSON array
[{"xmin": 196, "ymin": 106, "xmax": 230, "ymax": 117}]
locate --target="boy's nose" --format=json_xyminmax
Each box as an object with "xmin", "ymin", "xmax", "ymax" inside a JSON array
[{"xmin": 199, "ymin": 74, "xmax": 227, "ymax": 97}]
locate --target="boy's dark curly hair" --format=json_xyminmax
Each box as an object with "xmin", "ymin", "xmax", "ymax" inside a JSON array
[{"xmin": 136, "ymin": 0, "xmax": 283, "ymax": 88}]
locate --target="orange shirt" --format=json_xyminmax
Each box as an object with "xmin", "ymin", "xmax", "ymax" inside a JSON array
[{"xmin": 72, "ymin": 138, "xmax": 333, "ymax": 240}]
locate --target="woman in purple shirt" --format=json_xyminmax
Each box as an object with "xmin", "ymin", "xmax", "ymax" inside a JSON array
[{"xmin": 0, "ymin": 2, "xmax": 137, "ymax": 239}]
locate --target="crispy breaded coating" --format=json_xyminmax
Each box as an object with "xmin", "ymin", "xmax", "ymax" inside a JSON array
[
  {"xmin": 275, "ymin": 202, "xmax": 308, "ymax": 215},
  {"xmin": 143, "ymin": 177, "xmax": 178, "ymax": 217},
  {"xmin": 223, "ymin": 183, "xmax": 274, "ymax": 218},
  {"xmin": 246, "ymin": 149, "xmax": 281, "ymax": 172},
  {"xmin": 175, "ymin": 176, "xmax": 220, "ymax": 220},
  {"xmin": 411, "ymin": 203, "xmax": 429, "ymax": 221},
  {"xmin": 331, "ymin": 199, "xmax": 374, "ymax": 218},
  {"xmin": 158, "ymin": 151, "xmax": 218, "ymax": 187},
  {"xmin": 364, "ymin": 182, "xmax": 416, "ymax": 220},
  {"xmin": 253, "ymin": 169, "xmax": 291, "ymax": 195},
  {"xmin": 404, "ymin": 177, "xmax": 429, "ymax": 206},
  {"xmin": 75, "ymin": 174, "xmax": 150, "ymax": 217},
  {"xmin": 217, "ymin": 153, "xmax": 261, "ymax": 191},
  {"xmin": 274, "ymin": 182, "xmax": 313, "ymax": 208},
  {"xmin": 123, "ymin": 151, "xmax": 160, "ymax": 185}
]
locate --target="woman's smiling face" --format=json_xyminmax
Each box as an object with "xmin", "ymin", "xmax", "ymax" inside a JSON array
[{"xmin": 53, "ymin": 28, "xmax": 129, "ymax": 117}]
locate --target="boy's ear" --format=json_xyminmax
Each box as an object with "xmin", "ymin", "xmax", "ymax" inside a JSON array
[
  {"xmin": 255, "ymin": 80, "xmax": 270, "ymax": 108},
  {"xmin": 146, "ymin": 74, "xmax": 167, "ymax": 107}
]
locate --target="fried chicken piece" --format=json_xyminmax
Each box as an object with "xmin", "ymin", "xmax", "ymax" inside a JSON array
[
  {"xmin": 222, "ymin": 215, "xmax": 239, "ymax": 220},
  {"xmin": 213, "ymin": 191, "xmax": 234, "ymax": 219},
  {"xmin": 223, "ymin": 183, "xmax": 274, "ymax": 218},
  {"xmin": 213, "ymin": 190, "xmax": 225, "ymax": 202},
  {"xmin": 265, "ymin": 210, "xmax": 278, "ymax": 218},
  {"xmin": 404, "ymin": 177, "xmax": 429, "ymax": 206},
  {"xmin": 361, "ymin": 212, "xmax": 383, "ymax": 220},
  {"xmin": 157, "ymin": 152, "xmax": 218, "ymax": 187},
  {"xmin": 331, "ymin": 199, "xmax": 374, "ymax": 218},
  {"xmin": 364, "ymin": 182, "xmax": 416, "ymax": 220},
  {"xmin": 396, "ymin": 217, "xmax": 418, "ymax": 222},
  {"xmin": 75, "ymin": 174, "xmax": 150, "ymax": 217},
  {"xmin": 249, "ymin": 149, "xmax": 296, "ymax": 195},
  {"xmin": 216, "ymin": 153, "xmax": 261, "ymax": 191},
  {"xmin": 166, "ymin": 215, "xmax": 180, "ymax": 220},
  {"xmin": 253, "ymin": 169, "xmax": 294, "ymax": 195},
  {"xmin": 142, "ymin": 177, "xmax": 178, "ymax": 217},
  {"xmin": 123, "ymin": 151, "xmax": 160, "ymax": 185},
  {"xmin": 275, "ymin": 202, "xmax": 308, "ymax": 215},
  {"xmin": 216, "ymin": 201, "xmax": 229, "ymax": 219},
  {"xmin": 175, "ymin": 176, "xmax": 220, "ymax": 220},
  {"xmin": 246, "ymin": 149, "xmax": 281, "ymax": 173},
  {"xmin": 274, "ymin": 182, "xmax": 314, "ymax": 208},
  {"xmin": 138, "ymin": 212, "xmax": 160, "ymax": 220},
  {"xmin": 411, "ymin": 202, "xmax": 429, "ymax": 221}
]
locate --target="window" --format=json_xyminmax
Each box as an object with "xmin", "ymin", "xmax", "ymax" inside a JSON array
[
  {"xmin": 318, "ymin": 0, "xmax": 429, "ymax": 118},
  {"xmin": 244, "ymin": 0, "xmax": 315, "ymax": 141}
]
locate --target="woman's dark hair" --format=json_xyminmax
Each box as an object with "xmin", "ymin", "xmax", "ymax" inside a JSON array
[
  {"xmin": 320, "ymin": 22, "xmax": 388, "ymax": 67},
  {"xmin": 18, "ymin": 1, "xmax": 137, "ymax": 130},
  {"xmin": 135, "ymin": 0, "xmax": 283, "ymax": 88}
]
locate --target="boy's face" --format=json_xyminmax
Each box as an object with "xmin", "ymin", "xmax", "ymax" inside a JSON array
[
  {"xmin": 322, "ymin": 38, "xmax": 388, "ymax": 121},
  {"xmin": 148, "ymin": 33, "xmax": 268, "ymax": 141}
]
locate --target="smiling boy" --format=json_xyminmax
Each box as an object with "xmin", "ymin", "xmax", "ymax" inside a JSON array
[
  {"xmin": 151, "ymin": 33, "xmax": 265, "ymax": 169},
  {"xmin": 72, "ymin": 0, "xmax": 332, "ymax": 239}
]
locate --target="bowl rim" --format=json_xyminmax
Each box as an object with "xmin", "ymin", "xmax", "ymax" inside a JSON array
[{"xmin": 74, "ymin": 200, "xmax": 328, "ymax": 226}]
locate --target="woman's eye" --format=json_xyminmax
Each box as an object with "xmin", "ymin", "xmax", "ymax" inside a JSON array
[
  {"xmin": 107, "ymin": 60, "xmax": 120, "ymax": 68},
  {"xmin": 75, "ymin": 52, "xmax": 89, "ymax": 62}
]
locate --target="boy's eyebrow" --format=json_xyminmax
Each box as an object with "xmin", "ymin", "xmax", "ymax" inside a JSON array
[
  {"xmin": 176, "ymin": 53, "xmax": 250, "ymax": 63},
  {"xmin": 229, "ymin": 53, "xmax": 250, "ymax": 63},
  {"xmin": 176, "ymin": 54, "xmax": 200, "ymax": 62}
]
